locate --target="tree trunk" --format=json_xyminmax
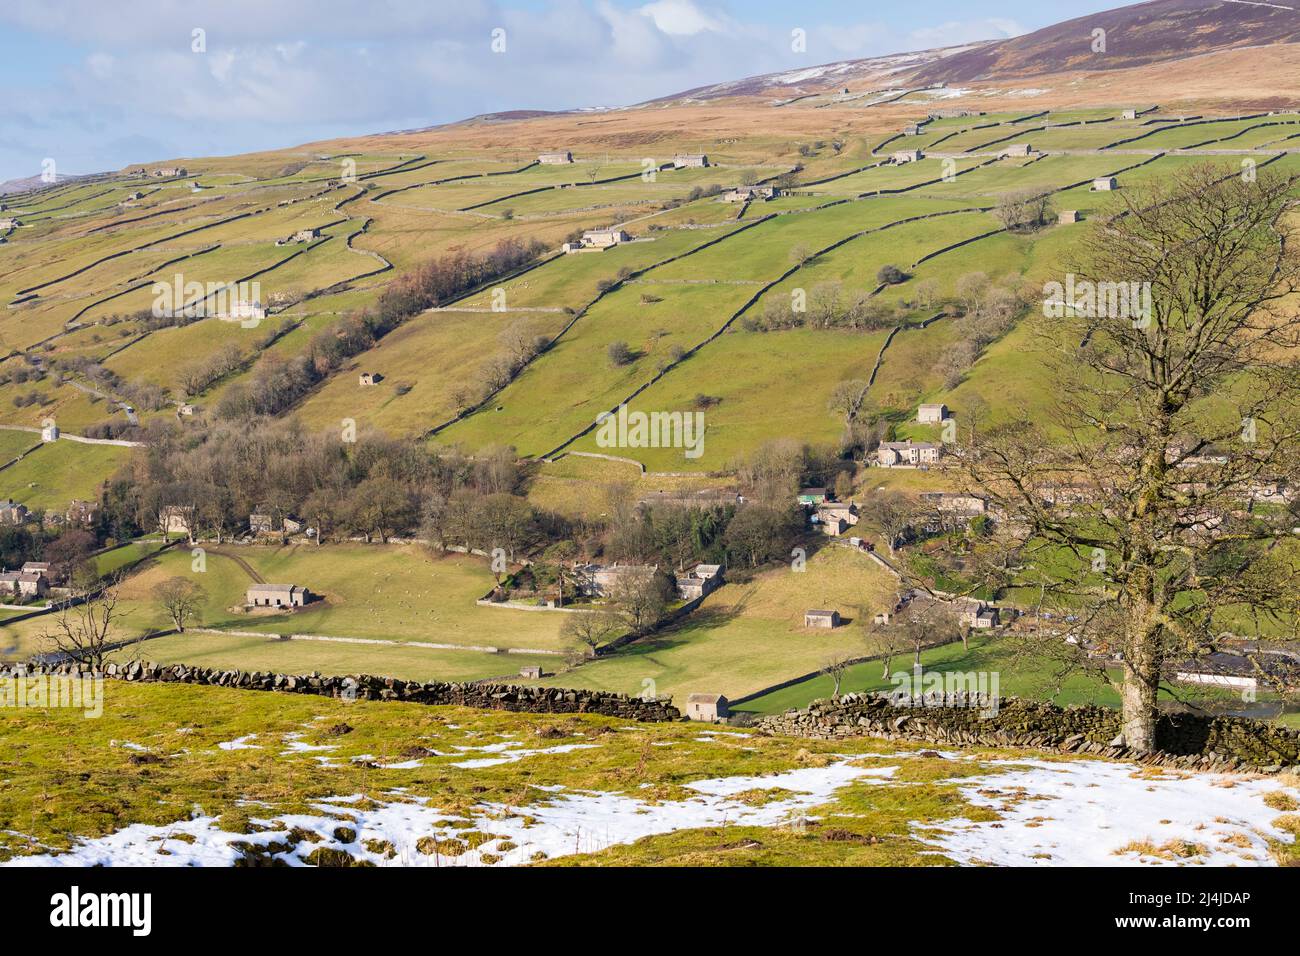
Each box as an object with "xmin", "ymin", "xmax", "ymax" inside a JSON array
[{"xmin": 1120, "ymin": 659, "xmax": 1160, "ymax": 752}]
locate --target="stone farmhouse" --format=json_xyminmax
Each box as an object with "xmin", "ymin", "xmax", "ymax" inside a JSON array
[
  {"xmin": 876, "ymin": 440, "xmax": 942, "ymax": 468},
  {"xmin": 246, "ymin": 583, "xmax": 312, "ymax": 608},
  {"xmin": 917, "ymin": 403, "xmax": 949, "ymax": 424},
  {"xmin": 805, "ymin": 609, "xmax": 841, "ymax": 629},
  {"xmin": 676, "ymin": 563, "xmax": 723, "ymax": 601},
  {"xmin": 563, "ymin": 228, "xmax": 631, "ymax": 253},
  {"xmin": 686, "ymin": 693, "xmax": 729, "ymax": 722},
  {"xmin": 723, "ymin": 185, "xmax": 778, "ymax": 202},
  {"xmin": 959, "ymin": 602, "xmax": 1001, "ymax": 630},
  {"xmin": 572, "ymin": 563, "xmax": 659, "ymax": 598},
  {"xmin": 1092, "ymin": 177, "xmax": 1118, "ymax": 191},
  {"xmin": 537, "ymin": 151, "xmax": 573, "ymax": 164},
  {"xmin": 0, "ymin": 569, "xmax": 48, "ymax": 600},
  {"xmin": 815, "ymin": 501, "xmax": 859, "ymax": 536},
  {"xmin": 225, "ymin": 300, "xmax": 266, "ymax": 322}
]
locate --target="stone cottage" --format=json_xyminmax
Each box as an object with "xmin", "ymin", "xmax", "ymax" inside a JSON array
[{"xmin": 686, "ymin": 693, "xmax": 729, "ymax": 722}]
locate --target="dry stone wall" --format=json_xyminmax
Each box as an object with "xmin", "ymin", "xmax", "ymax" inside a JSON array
[
  {"xmin": 757, "ymin": 693, "xmax": 1300, "ymax": 773},
  {"xmin": 1, "ymin": 659, "xmax": 680, "ymax": 722}
]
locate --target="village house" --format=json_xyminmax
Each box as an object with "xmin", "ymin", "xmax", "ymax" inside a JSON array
[
  {"xmin": 0, "ymin": 500, "xmax": 30, "ymax": 525},
  {"xmin": 1092, "ymin": 177, "xmax": 1118, "ymax": 191},
  {"xmin": 892, "ymin": 149, "xmax": 924, "ymax": 164},
  {"xmin": 519, "ymin": 665, "xmax": 544, "ymax": 680},
  {"xmin": 676, "ymin": 563, "xmax": 723, "ymax": 601},
  {"xmin": 1059, "ymin": 210, "xmax": 1081, "ymax": 224},
  {"xmin": 0, "ymin": 570, "xmax": 48, "ymax": 600},
  {"xmin": 959, "ymin": 602, "xmax": 1000, "ymax": 630},
  {"xmin": 876, "ymin": 440, "xmax": 942, "ymax": 468},
  {"xmin": 65, "ymin": 499, "xmax": 97, "ymax": 527},
  {"xmin": 816, "ymin": 501, "xmax": 859, "ymax": 536},
  {"xmin": 537, "ymin": 151, "xmax": 573, "ymax": 164},
  {"xmin": 159, "ymin": 505, "xmax": 193, "ymax": 535},
  {"xmin": 673, "ymin": 153, "xmax": 709, "ymax": 168},
  {"xmin": 1001, "ymin": 144, "xmax": 1033, "ymax": 158},
  {"xmin": 723, "ymin": 185, "xmax": 778, "ymax": 203},
  {"xmin": 805, "ymin": 609, "xmax": 842, "ymax": 629},
  {"xmin": 917, "ymin": 403, "xmax": 949, "ymax": 424},
  {"xmin": 819, "ymin": 514, "xmax": 848, "ymax": 536},
  {"xmin": 246, "ymin": 583, "xmax": 312, "ymax": 608},
  {"xmin": 686, "ymin": 693, "xmax": 729, "ymax": 722}
]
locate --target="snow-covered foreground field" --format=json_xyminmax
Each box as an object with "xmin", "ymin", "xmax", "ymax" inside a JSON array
[{"xmin": 6, "ymin": 745, "xmax": 1295, "ymax": 867}]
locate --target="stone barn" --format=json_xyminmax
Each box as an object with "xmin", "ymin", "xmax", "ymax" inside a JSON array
[
  {"xmin": 1092, "ymin": 177, "xmax": 1118, "ymax": 191},
  {"xmin": 805, "ymin": 609, "xmax": 841, "ymax": 629},
  {"xmin": 247, "ymin": 583, "xmax": 311, "ymax": 608},
  {"xmin": 519, "ymin": 665, "xmax": 544, "ymax": 680},
  {"xmin": 686, "ymin": 693, "xmax": 729, "ymax": 722}
]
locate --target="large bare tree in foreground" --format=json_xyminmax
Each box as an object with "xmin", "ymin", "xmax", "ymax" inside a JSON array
[
  {"xmin": 40, "ymin": 574, "xmax": 126, "ymax": 671},
  {"xmin": 962, "ymin": 163, "xmax": 1300, "ymax": 751}
]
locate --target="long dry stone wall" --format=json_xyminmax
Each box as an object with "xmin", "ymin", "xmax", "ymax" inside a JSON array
[
  {"xmin": 757, "ymin": 693, "xmax": 1300, "ymax": 773},
  {"xmin": 1, "ymin": 659, "xmax": 680, "ymax": 722}
]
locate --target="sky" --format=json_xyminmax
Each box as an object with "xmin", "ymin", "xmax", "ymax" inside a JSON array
[{"xmin": 0, "ymin": 0, "xmax": 1126, "ymax": 182}]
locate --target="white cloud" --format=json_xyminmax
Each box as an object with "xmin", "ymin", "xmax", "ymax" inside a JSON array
[{"xmin": 638, "ymin": 0, "xmax": 727, "ymax": 36}]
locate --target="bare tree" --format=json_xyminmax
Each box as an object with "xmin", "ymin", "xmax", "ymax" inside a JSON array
[
  {"xmin": 608, "ymin": 567, "xmax": 675, "ymax": 633},
  {"xmin": 153, "ymin": 576, "xmax": 206, "ymax": 632},
  {"xmin": 859, "ymin": 490, "xmax": 918, "ymax": 557},
  {"xmin": 961, "ymin": 163, "xmax": 1300, "ymax": 751},
  {"xmin": 820, "ymin": 652, "xmax": 854, "ymax": 698},
  {"xmin": 561, "ymin": 610, "xmax": 620, "ymax": 657},
  {"xmin": 40, "ymin": 575, "xmax": 125, "ymax": 670}
]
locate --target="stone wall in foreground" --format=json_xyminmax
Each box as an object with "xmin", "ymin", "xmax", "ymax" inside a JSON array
[
  {"xmin": 756, "ymin": 693, "xmax": 1300, "ymax": 772},
  {"xmin": 0, "ymin": 659, "xmax": 680, "ymax": 722}
]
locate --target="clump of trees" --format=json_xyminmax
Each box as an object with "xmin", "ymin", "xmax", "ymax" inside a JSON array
[
  {"xmin": 994, "ymin": 188, "xmax": 1054, "ymax": 232},
  {"xmin": 748, "ymin": 281, "xmax": 901, "ymax": 332}
]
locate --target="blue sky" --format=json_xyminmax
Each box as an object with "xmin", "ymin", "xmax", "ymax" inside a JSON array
[{"xmin": 0, "ymin": 0, "xmax": 1122, "ymax": 182}]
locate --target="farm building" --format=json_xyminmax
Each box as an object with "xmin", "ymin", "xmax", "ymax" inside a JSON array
[
  {"xmin": 40, "ymin": 423, "xmax": 59, "ymax": 441},
  {"xmin": 537, "ymin": 151, "xmax": 573, "ymax": 164},
  {"xmin": 127, "ymin": 191, "xmax": 145, "ymax": 200},
  {"xmin": 797, "ymin": 487, "xmax": 829, "ymax": 505},
  {"xmin": 1059, "ymin": 210, "xmax": 1081, "ymax": 224},
  {"xmin": 0, "ymin": 570, "xmax": 48, "ymax": 599},
  {"xmin": 292, "ymin": 228, "xmax": 321, "ymax": 242},
  {"xmin": 1122, "ymin": 109, "xmax": 1138, "ymax": 120},
  {"xmin": 1092, "ymin": 177, "xmax": 1118, "ymax": 191},
  {"xmin": 582, "ymin": 228, "xmax": 630, "ymax": 248},
  {"xmin": 686, "ymin": 693, "xmax": 729, "ymax": 722},
  {"xmin": 152, "ymin": 167, "xmax": 187, "ymax": 177},
  {"xmin": 359, "ymin": 372, "xmax": 379, "ymax": 386},
  {"xmin": 519, "ymin": 665, "xmax": 544, "ymax": 680},
  {"xmin": 805, "ymin": 609, "xmax": 841, "ymax": 629},
  {"xmin": 917, "ymin": 403, "xmax": 949, "ymax": 424},
  {"xmin": 876, "ymin": 440, "xmax": 942, "ymax": 467},
  {"xmin": 819, "ymin": 514, "xmax": 848, "ymax": 536},
  {"xmin": 0, "ymin": 218, "xmax": 19, "ymax": 229},
  {"xmin": 225, "ymin": 300, "xmax": 266, "ymax": 322},
  {"xmin": 673, "ymin": 153, "xmax": 709, "ymax": 168},
  {"xmin": 247, "ymin": 583, "xmax": 312, "ymax": 608},
  {"xmin": 723, "ymin": 185, "xmax": 778, "ymax": 202},
  {"xmin": 572, "ymin": 563, "xmax": 660, "ymax": 598},
  {"xmin": 1001, "ymin": 144, "xmax": 1033, "ymax": 158},
  {"xmin": 892, "ymin": 149, "xmax": 924, "ymax": 164},
  {"xmin": 959, "ymin": 603, "xmax": 1000, "ymax": 629},
  {"xmin": 902, "ymin": 125, "xmax": 923, "ymax": 136},
  {"xmin": 676, "ymin": 563, "xmax": 723, "ymax": 601},
  {"xmin": 1173, "ymin": 654, "xmax": 1259, "ymax": 692}
]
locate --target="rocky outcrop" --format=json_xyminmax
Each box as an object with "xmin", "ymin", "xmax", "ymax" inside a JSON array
[
  {"xmin": 757, "ymin": 693, "xmax": 1300, "ymax": 773},
  {"xmin": 0, "ymin": 660, "xmax": 680, "ymax": 722}
]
